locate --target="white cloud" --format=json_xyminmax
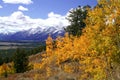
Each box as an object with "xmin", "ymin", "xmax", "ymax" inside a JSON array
[
  {"xmin": 2, "ymin": 0, "xmax": 33, "ymax": 5},
  {"xmin": 18, "ymin": 6, "xmax": 28, "ymax": 11},
  {"xmin": 0, "ymin": 11, "xmax": 69, "ymax": 34},
  {"xmin": 48, "ymin": 12, "xmax": 62, "ymax": 18},
  {"xmin": 44, "ymin": 12, "xmax": 69, "ymax": 27},
  {"xmin": 0, "ymin": 5, "xmax": 3, "ymax": 8}
]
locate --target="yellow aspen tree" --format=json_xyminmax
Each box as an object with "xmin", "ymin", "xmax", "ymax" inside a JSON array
[
  {"xmin": 55, "ymin": 33, "xmax": 74, "ymax": 65},
  {"xmin": 78, "ymin": 0, "xmax": 120, "ymax": 80},
  {"xmin": 46, "ymin": 34, "xmax": 53, "ymax": 56},
  {"xmin": 40, "ymin": 1, "xmax": 120, "ymax": 79}
]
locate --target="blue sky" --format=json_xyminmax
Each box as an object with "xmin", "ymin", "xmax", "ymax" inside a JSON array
[
  {"xmin": 0, "ymin": 0, "xmax": 97, "ymax": 18},
  {"xmin": 0, "ymin": 0, "xmax": 97, "ymax": 34}
]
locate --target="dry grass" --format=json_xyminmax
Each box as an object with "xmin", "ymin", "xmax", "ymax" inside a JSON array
[{"xmin": 1, "ymin": 52, "xmax": 120, "ymax": 80}]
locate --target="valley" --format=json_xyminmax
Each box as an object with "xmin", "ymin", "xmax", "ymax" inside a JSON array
[
  {"xmin": 0, "ymin": 41, "xmax": 46, "ymax": 58},
  {"xmin": 0, "ymin": 41, "xmax": 44, "ymax": 50}
]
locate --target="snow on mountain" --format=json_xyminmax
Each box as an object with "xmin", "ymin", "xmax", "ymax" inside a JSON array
[
  {"xmin": 0, "ymin": 11, "xmax": 69, "ymax": 34},
  {"xmin": 0, "ymin": 11, "xmax": 69, "ymax": 41},
  {"xmin": 0, "ymin": 26, "xmax": 65, "ymax": 41}
]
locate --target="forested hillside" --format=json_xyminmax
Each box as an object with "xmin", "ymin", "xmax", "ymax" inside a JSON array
[{"xmin": 0, "ymin": 0, "xmax": 120, "ymax": 80}]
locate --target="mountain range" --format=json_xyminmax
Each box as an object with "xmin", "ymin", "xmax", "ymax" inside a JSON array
[
  {"xmin": 0, "ymin": 26, "xmax": 65, "ymax": 41},
  {"xmin": 0, "ymin": 11, "xmax": 68, "ymax": 42}
]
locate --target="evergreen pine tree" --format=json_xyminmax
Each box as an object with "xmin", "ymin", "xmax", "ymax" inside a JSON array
[
  {"xmin": 13, "ymin": 48, "xmax": 29, "ymax": 73},
  {"xmin": 65, "ymin": 5, "xmax": 90, "ymax": 36},
  {"xmin": 0, "ymin": 56, "xmax": 3, "ymax": 65}
]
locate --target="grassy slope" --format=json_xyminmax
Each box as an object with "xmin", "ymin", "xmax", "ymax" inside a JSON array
[
  {"xmin": 1, "ymin": 52, "xmax": 120, "ymax": 80},
  {"xmin": 0, "ymin": 52, "xmax": 79, "ymax": 80}
]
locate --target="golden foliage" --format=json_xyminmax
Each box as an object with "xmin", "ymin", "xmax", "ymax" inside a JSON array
[
  {"xmin": 0, "ymin": 62, "xmax": 15, "ymax": 76},
  {"xmin": 46, "ymin": 34, "xmax": 53, "ymax": 56},
  {"xmin": 33, "ymin": 0, "xmax": 120, "ymax": 79}
]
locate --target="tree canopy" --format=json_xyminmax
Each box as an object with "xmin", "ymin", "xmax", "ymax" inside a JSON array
[
  {"xmin": 13, "ymin": 48, "xmax": 29, "ymax": 73},
  {"xmin": 65, "ymin": 5, "xmax": 90, "ymax": 36}
]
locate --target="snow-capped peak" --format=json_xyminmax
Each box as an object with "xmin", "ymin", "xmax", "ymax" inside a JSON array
[{"xmin": 0, "ymin": 11, "xmax": 69, "ymax": 34}]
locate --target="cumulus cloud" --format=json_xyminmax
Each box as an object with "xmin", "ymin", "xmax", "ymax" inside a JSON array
[
  {"xmin": 44, "ymin": 12, "xmax": 69, "ymax": 27},
  {"xmin": 2, "ymin": 0, "xmax": 33, "ymax": 5},
  {"xmin": 0, "ymin": 5, "xmax": 3, "ymax": 8},
  {"xmin": 18, "ymin": 6, "xmax": 28, "ymax": 11},
  {"xmin": 0, "ymin": 11, "xmax": 69, "ymax": 34}
]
